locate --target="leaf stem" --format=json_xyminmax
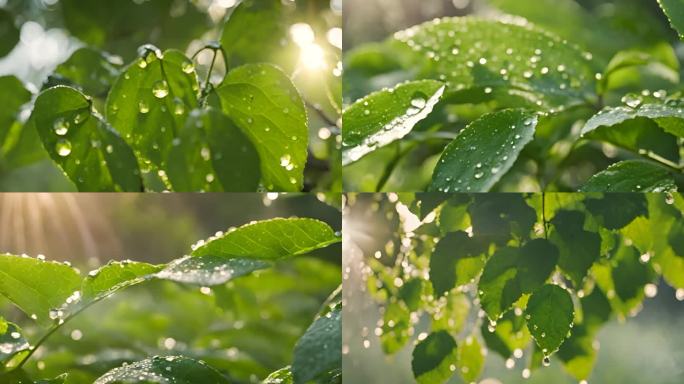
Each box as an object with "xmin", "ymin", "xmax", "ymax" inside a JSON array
[{"xmin": 638, "ymin": 150, "xmax": 683, "ymax": 172}]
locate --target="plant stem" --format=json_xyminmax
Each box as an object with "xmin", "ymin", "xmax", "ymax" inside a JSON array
[{"xmin": 12, "ymin": 295, "xmax": 116, "ymax": 371}]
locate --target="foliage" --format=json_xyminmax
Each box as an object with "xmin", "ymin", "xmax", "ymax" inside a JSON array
[
  {"xmin": 356, "ymin": 192, "xmax": 684, "ymax": 383},
  {"xmin": 343, "ymin": 0, "xmax": 684, "ymax": 192},
  {"xmin": 0, "ymin": 217, "xmax": 342, "ymax": 383},
  {"xmin": 0, "ymin": 0, "xmax": 341, "ymax": 192}
]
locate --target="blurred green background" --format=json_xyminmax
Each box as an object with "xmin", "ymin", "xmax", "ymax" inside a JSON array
[
  {"xmin": 342, "ymin": 193, "xmax": 684, "ymax": 384},
  {"xmin": 0, "ymin": 193, "xmax": 341, "ymax": 383}
]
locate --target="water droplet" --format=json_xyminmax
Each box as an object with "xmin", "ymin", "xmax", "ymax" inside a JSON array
[
  {"xmin": 73, "ymin": 111, "xmax": 88, "ymax": 125},
  {"xmin": 137, "ymin": 60, "xmax": 148, "ymax": 69},
  {"xmin": 200, "ymin": 147, "xmax": 211, "ymax": 161},
  {"xmin": 139, "ymin": 100, "xmax": 150, "ymax": 114},
  {"xmin": 474, "ymin": 172, "xmax": 484, "ymax": 179},
  {"xmin": 542, "ymin": 356, "xmax": 551, "ymax": 367},
  {"xmin": 182, "ymin": 61, "xmax": 195, "ymax": 74},
  {"xmin": 56, "ymin": 139, "xmax": 72, "ymax": 157},
  {"xmin": 53, "ymin": 117, "xmax": 69, "ymax": 136},
  {"xmin": 665, "ymin": 192, "xmax": 674, "ymax": 205},
  {"xmin": 152, "ymin": 80, "xmax": 169, "ymax": 99},
  {"xmin": 205, "ymin": 173, "xmax": 215, "ymax": 183},
  {"xmin": 106, "ymin": 144, "xmax": 114, "ymax": 154},
  {"xmin": 173, "ymin": 98, "xmax": 185, "ymax": 115},
  {"xmin": 621, "ymin": 93, "xmax": 642, "ymax": 108}
]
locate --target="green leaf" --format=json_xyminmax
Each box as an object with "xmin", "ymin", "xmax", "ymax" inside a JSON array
[
  {"xmin": 0, "ymin": 76, "xmax": 31, "ymax": 147},
  {"xmin": 580, "ymin": 160, "xmax": 677, "ymax": 192},
  {"xmin": 60, "ymin": 0, "xmax": 208, "ymax": 59},
  {"xmin": 220, "ymin": 0, "xmax": 289, "ymax": 66},
  {"xmin": 611, "ymin": 245, "xmax": 655, "ymax": 304},
  {"xmin": 429, "ymin": 109, "xmax": 538, "ymax": 192},
  {"xmin": 155, "ymin": 255, "xmax": 270, "ymax": 286},
  {"xmin": 550, "ymin": 210, "xmax": 601, "ymax": 286},
  {"xmin": 391, "ymin": 17, "xmax": 597, "ymax": 109},
  {"xmin": 658, "ymin": 0, "xmax": 684, "ymax": 38},
  {"xmin": 456, "ymin": 335, "xmax": 484, "ymax": 383},
  {"xmin": 525, "ymin": 284, "xmax": 574, "ymax": 356},
  {"xmin": 166, "ymin": 108, "xmax": 260, "ymax": 192},
  {"xmin": 93, "ymin": 355, "xmax": 230, "ymax": 384},
  {"xmin": 0, "ymin": 321, "xmax": 30, "ymax": 365},
  {"xmin": 581, "ymin": 104, "xmax": 682, "ymax": 162},
  {"xmin": 411, "ymin": 330, "xmax": 458, "ymax": 384},
  {"xmin": 585, "ymin": 194, "xmax": 647, "ymax": 230},
  {"xmin": 0, "ymin": 254, "xmax": 81, "ymax": 326},
  {"xmin": 669, "ymin": 220, "xmax": 684, "ymax": 256},
  {"xmin": 191, "ymin": 218, "xmax": 340, "ymax": 260},
  {"xmin": 0, "ymin": 9, "xmax": 19, "ymax": 58},
  {"xmin": 581, "ymin": 287, "xmax": 612, "ymax": 332},
  {"xmin": 415, "ymin": 193, "xmax": 451, "ymax": 220},
  {"xmin": 468, "ymin": 194, "xmax": 536, "ymax": 242},
  {"xmin": 264, "ymin": 367, "xmax": 293, "ymax": 384},
  {"xmin": 32, "ymin": 86, "xmax": 143, "ymax": 191},
  {"xmin": 341, "ymin": 80, "xmax": 445, "ymax": 165},
  {"xmin": 479, "ymin": 240, "xmax": 559, "ymax": 319},
  {"xmin": 81, "ymin": 261, "xmax": 162, "ymax": 300},
  {"xmin": 292, "ymin": 307, "xmax": 341, "ymax": 384},
  {"xmin": 106, "ymin": 48, "xmax": 200, "ymax": 171},
  {"xmin": 54, "ymin": 47, "xmax": 122, "ymax": 97},
  {"xmin": 380, "ymin": 299, "xmax": 411, "ymax": 354},
  {"xmin": 481, "ymin": 309, "xmax": 531, "ymax": 359},
  {"xmin": 397, "ymin": 278, "xmax": 424, "ymax": 312},
  {"xmin": 429, "ymin": 231, "xmax": 486, "ymax": 297},
  {"xmin": 216, "ymin": 64, "xmax": 308, "ymax": 191}
]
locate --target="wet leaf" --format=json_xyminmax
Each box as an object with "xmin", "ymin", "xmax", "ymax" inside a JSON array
[
  {"xmin": 658, "ymin": 0, "xmax": 684, "ymax": 38},
  {"xmin": 525, "ymin": 284, "xmax": 574, "ymax": 356},
  {"xmin": 0, "ymin": 254, "xmax": 81, "ymax": 326},
  {"xmin": 220, "ymin": 0, "xmax": 289, "ymax": 66},
  {"xmin": 341, "ymin": 80, "xmax": 445, "ymax": 165},
  {"xmin": 411, "ymin": 330, "xmax": 458, "ymax": 384},
  {"xmin": 166, "ymin": 108, "xmax": 260, "ymax": 192},
  {"xmin": 430, "ymin": 231, "xmax": 486, "ymax": 297},
  {"xmin": 93, "ymin": 355, "xmax": 230, "ymax": 384},
  {"xmin": 216, "ymin": 64, "xmax": 307, "ymax": 191},
  {"xmin": 106, "ymin": 48, "xmax": 199, "ymax": 172},
  {"xmin": 191, "ymin": 218, "xmax": 340, "ymax": 260},
  {"xmin": 580, "ymin": 160, "xmax": 677, "ymax": 192},
  {"xmin": 32, "ymin": 86, "xmax": 142, "ymax": 192},
  {"xmin": 392, "ymin": 17, "xmax": 598, "ymax": 109},
  {"xmin": 429, "ymin": 109, "xmax": 538, "ymax": 192},
  {"xmin": 581, "ymin": 104, "xmax": 682, "ymax": 162},
  {"xmin": 156, "ymin": 255, "xmax": 269, "ymax": 286},
  {"xmin": 479, "ymin": 240, "xmax": 559, "ymax": 319},
  {"xmin": 0, "ymin": 321, "xmax": 30, "ymax": 365},
  {"xmin": 585, "ymin": 194, "xmax": 647, "ymax": 230},
  {"xmin": 550, "ymin": 210, "xmax": 601, "ymax": 286},
  {"xmin": 292, "ymin": 306, "xmax": 341, "ymax": 384}
]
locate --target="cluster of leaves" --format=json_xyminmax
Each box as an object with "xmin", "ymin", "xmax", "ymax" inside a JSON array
[
  {"xmin": 0, "ymin": 0, "xmax": 341, "ymax": 192},
  {"xmin": 0, "ymin": 217, "xmax": 342, "ymax": 383},
  {"xmin": 361, "ymin": 192, "xmax": 684, "ymax": 383},
  {"xmin": 343, "ymin": 0, "xmax": 684, "ymax": 192}
]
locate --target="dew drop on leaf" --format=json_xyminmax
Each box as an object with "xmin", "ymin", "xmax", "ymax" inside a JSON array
[
  {"xmin": 181, "ymin": 61, "xmax": 195, "ymax": 74},
  {"xmin": 139, "ymin": 100, "xmax": 150, "ymax": 114},
  {"xmin": 56, "ymin": 139, "xmax": 72, "ymax": 157},
  {"xmin": 542, "ymin": 356, "xmax": 551, "ymax": 367},
  {"xmin": 152, "ymin": 80, "xmax": 169, "ymax": 99},
  {"xmin": 53, "ymin": 117, "xmax": 69, "ymax": 136}
]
